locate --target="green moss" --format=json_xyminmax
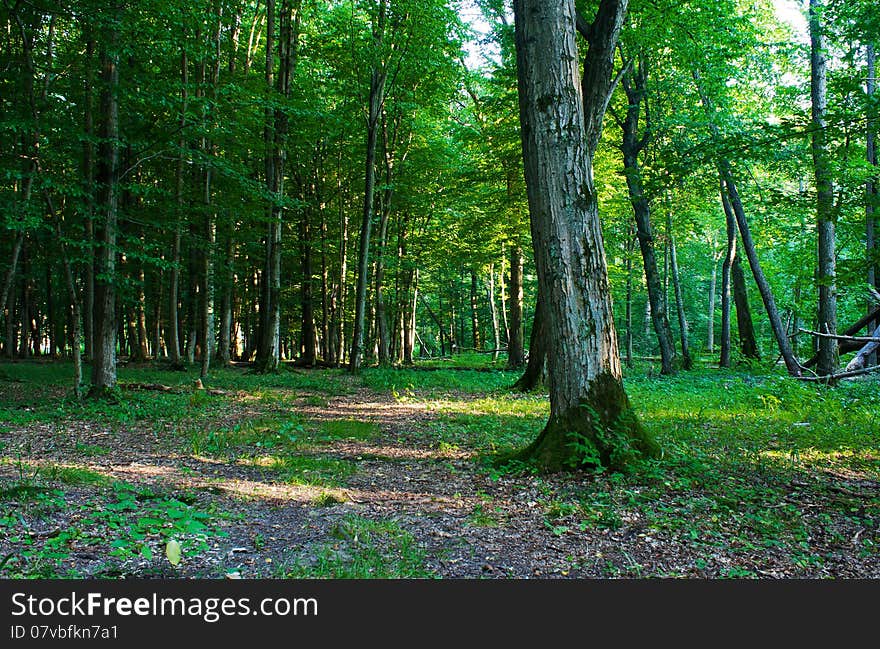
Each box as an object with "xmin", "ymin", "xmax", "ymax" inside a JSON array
[{"xmin": 517, "ymin": 371, "xmax": 659, "ymax": 473}]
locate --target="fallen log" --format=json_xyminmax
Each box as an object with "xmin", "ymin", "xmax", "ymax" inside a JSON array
[{"xmin": 801, "ymin": 305, "xmax": 880, "ymax": 368}]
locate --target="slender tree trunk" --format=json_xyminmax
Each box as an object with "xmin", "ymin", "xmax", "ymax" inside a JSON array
[
  {"xmin": 513, "ymin": 0, "xmax": 657, "ymax": 471},
  {"xmin": 82, "ymin": 30, "xmax": 96, "ymax": 360},
  {"xmin": 719, "ymin": 183, "xmax": 736, "ymax": 367},
  {"xmin": 695, "ymin": 73, "xmax": 800, "ymax": 376},
  {"xmin": 731, "ymin": 254, "xmax": 760, "ymax": 359},
  {"xmin": 300, "ymin": 203, "xmax": 317, "ymax": 365},
  {"xmin": 867, "ymin": 44, "xmax": 878, "ymax": 365},
  {"xmin": 349, "ymin": 13, "xmax": 387, "ymax": 372},
  {"xmin": 470, "ymin": 269, "xmax": 481, "ymax": 350},
  {"xmin": 507, "ymin": 244, "xmax": 524, "ymax": 368},
  {"xmin": 810, "ymin": 0, "xmax": 838, "ymax": 376},
  {"xmin": 487, "ymin": 263, "xmax": 500, "ymax": 361},
  {"xmin": 667, "ymin": 210, "xmax": 692, "ymax": 369},
  {"xmin": 169, "ymin": 47, "xmax": 187, "ymax": 368},
  {"xmin": 707, "ymin": 242, "xmax": 719, "ymax": 355},
  {"xmin": 513, "ymin": 291, "xmax": 546, "ymax": 391},
  {"xmin": 90, "ymin": 10, "xmax": 121, "ymax": 395},
  {"xmin": 619, "ymin": 56, "xmax": 676, "ymax": 374},
  {"xmin": 624, "ymin": 226, "xmax": 634, "ymax": 367}
]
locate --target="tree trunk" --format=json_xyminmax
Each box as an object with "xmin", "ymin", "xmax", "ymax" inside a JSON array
[
  {"xmin": 619, "ymin": 56, "xmax": 676, "ymax": 374},
  {"xmin": 513, "ymin": 0, "xmax": 657, "ymax": 471},
  {"xmin": 707, "ymin": 240, "xmax": 719, "ymax": 354},
  {"xmin": 90, "ymin": 11, "xmax": 121, "ymax": 395},
  {"xmin": 506, "ymin": 244, "xmax": 524, "ymax": 368},
  {"xmin": 810, "ymin": 0, "xmax": 838, "ymax": 376},
  {"xmin": 695, "ymin": 73, "xmax": 801, "ymax": 376},
  {"xmin": 731, "ymin": 254, "xmax": 760, "ymax": 359},
  {"xmin": 868, "ymin": 44, "xmax": 878, "ymax": 365},
  {"xmin": 624, "ymin": 226, "xmax": 634, "ymax": 368},
  {"xmin": 667, "ymin": 209, "xmax": 692, "ymax": 369},
  {"xmin": 487, "ymin": 262, "xmax": 500, "ymax": 362},
  {"xmin": 513, "ymin": 291, "xmax": 546, "ymax": 392},
  {"xmin": 719, "ymin": 182, "xmax": 736, "ymax": 367},
  {"xmin": 349, "ymin": 23, "xmax": 387, "ymax": 372},
  {"xmin": 300, "ymin": 203, "xmax": 317, "ymax": 365},
  {"xmin": 470, "ymin": 268, "xmax": 481, "ymax": 350}
]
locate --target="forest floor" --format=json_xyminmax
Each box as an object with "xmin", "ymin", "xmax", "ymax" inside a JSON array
[{"xmin": 1, "ymin": 357, "xmax": 879, "ymax": 579}]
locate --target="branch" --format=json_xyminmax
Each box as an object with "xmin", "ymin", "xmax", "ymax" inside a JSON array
[
  {"xmin": 797, "ymin": 363, "xmax": 880, "ymax": 382},
  {"xmin": 798, "ymin": 328, "xmax": 880, "ymax": 344}
]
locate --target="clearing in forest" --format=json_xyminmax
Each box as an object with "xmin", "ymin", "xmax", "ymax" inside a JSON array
[{"xmin": 1, "ymin": 360, "xmax": 878, "ymax": 579}]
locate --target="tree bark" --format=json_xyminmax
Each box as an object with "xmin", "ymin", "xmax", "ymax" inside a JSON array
[
  {"xmin": 487, "ymin": 262, "xmax": 500, "ymax": 362},
  {"xmin": 506, "ymin": 244, "xmax": 524, "ymax": 369},
  {"xmin": 732, "ymin": 254, "xmax": 760, "ymax": 359},
  {"xmin": 809, "ymin": 0, "xmax": 838, "ymax": 376},
  {"xmin": 513, "ymin": 291, "xmax": 546, "ymax": 392},
  {"xmin": 90, "ymin": 9, "xmax": 121, "ymax": 395},
  {"xmin": 513, "ymin": 0, "xmax": 657, "ymax": 471}
]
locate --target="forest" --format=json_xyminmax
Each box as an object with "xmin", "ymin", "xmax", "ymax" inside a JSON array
[{"xmin": 0, "ymin": 0, "xmax": 878, "ymax": 580}]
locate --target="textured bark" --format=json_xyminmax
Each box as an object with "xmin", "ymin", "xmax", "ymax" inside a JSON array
[
  {"xmin": 809, "ymin": 0, "xmax": 838, "ymax": 376},
  {"xmin": 624, "ymin": 230, "xmax": 634, "ymax": 368},
  {"xmin": 514, "ymin": 0, "xmax": 657, "ymax": 471},
  {"xmin": 90, "ymin": 11, "xmax": 121, "ymax": 395}
]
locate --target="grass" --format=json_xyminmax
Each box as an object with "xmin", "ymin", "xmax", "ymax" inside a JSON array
[
  {"xmin": 279, "ymin": 515, "xmax": 435, "ymax": 578},
  {"xmin": 2, "ymin": 359, "xmax": 878, "ymax": 578}
]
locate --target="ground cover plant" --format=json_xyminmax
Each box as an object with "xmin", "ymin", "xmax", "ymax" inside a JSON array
[{"xmin": 1, "ymin": 359, "xmax": 877, "ymax": 579}]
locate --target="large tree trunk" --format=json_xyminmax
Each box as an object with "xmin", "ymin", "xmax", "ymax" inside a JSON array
[
  {"xmin": 619, "ymin": 56, "xmax": 676, "ymax": 374},
  {"xmin": 513, "ymin": 0, "xmax": 657, "ymax": 471},
  {"xmin": 90, "ymin": 10, "xmax": 121, "ymax": 396},
  {"xmin": 809, "ymin": 0, "xmax": 837, "ymax": 376}
]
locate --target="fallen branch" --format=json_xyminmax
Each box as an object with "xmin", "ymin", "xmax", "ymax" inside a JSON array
[
  {"xmin": 797, "ymin": 328, "xmax": 880, "ymax": 343},
  {"xmin": 120, "ymin": 382, "xmax": 176, "ymax": 392},
  {"xmin": 796, "ymin": 363, "xmax": 880, "ymax": 382}
]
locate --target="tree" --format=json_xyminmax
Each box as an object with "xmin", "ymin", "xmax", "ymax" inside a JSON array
[
  {"xmin": 513, "ymin": 0, "xmax": 658, "ymax": 471},
  {"xmin": 809, "ymin": 0, "xmax": 838, "ymax": 375},
  {"xmin": 90, "ymin": 4, "xmax": 122, "ymax": 396}
]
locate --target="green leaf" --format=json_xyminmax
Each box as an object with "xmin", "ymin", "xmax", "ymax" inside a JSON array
[{"xmin": 165, "ymin": 539, "xmax": 181, "ymax": 566}]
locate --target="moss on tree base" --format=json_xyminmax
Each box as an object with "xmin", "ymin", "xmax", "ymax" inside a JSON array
[{"xmin": 517, "ymin": 372, "xmax": 659, "ymax": 473}]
